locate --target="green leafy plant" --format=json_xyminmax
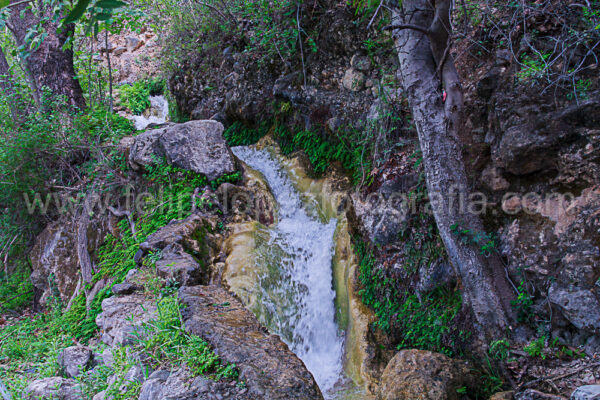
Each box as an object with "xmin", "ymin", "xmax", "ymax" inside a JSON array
[
  {"xmin": 524, "ymin": 336, "xmax": 546, "ymax": 359},
  {"xmin": 489, "ymin": 339, "xmax": 510, "ymax": 361},
  {"xmin": 118, "ymin": 77, "xmax": 165, "ymax": 115}
]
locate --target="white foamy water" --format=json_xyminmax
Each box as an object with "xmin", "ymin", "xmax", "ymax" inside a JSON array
[
  {"xmin": 232, "ymin": 146, "xmax": 344, "ymax": 398},
  {"xmin": 130, "ymin": 95, "xmax": 169, "ymax": 130}
]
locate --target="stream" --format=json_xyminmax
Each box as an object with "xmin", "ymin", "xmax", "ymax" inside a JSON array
[{"xmin": 231, "ymin": 146, "xmax": 348, "ymax": 399}]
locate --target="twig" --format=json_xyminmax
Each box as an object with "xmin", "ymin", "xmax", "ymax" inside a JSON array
[
  {"xmin": 367, "ymin": 0, "xmax": 384, "ymax": 30},
  {"xmin": 383, "ymin": 23, "xmax": 430, "ymax": 36},
  {"xmin": 296, "ymin": 4, "xmax": 307, "ymax": 88},
  {"xmin": 522, "ymin": 362, "xmax": 600, "ymax": 389}
]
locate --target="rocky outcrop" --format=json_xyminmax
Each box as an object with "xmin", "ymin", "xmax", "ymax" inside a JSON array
[
  {"xmin": 30, "ymin": 215, "xmax": 108, "ymax": 305},
  {"xmin": 96, "ymin": 293, "xmax": 157, "ymax": 346},
  {"xmin": 129, "ymin": 120, "xmax": 236, "ymax": 181},
  {"xmin": 375, "ymin": 350, "xmax": 475, "ymax": 400},
  {"xmin": 179, "ymin": 285, "xmax": 323, "ymax": 400}
]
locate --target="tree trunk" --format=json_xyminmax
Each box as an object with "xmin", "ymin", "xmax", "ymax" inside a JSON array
[
  {"xmin": 387, "ymin": 0, "xmax": 514, "ymax": 340},
  {"xmin": 7, "ymin": 1, "xmax": 85, "ymax": 109}
]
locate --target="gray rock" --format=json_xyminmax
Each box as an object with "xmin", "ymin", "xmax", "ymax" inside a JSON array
[
  {"xmin": 92, "ymin": 390, "xmax": 105, "ymax": 400},
  {"xmin": 549, "ymin": 285, "xmax": 600, "ymax": 333},
  {"xmin": 96, "ymin": 294, "xmax": 157, "ymax": 346},
  {"xmin": 25, "ymin": 377, "xmax": 81, "ymax": 400},
  {"xmin": 58, "ymin": 346, "xmax": 93, "ymax": 378},
  {"xmin": 138, "ymin": 379, "xmax": 164, "ymax": 400},
  {"xmin": 129, "ymin": 120, "xmax": 237, "ymax": 181},
  {"xmin": 583, "ymin": 335, "xmax": 600, "ymax": 357},
  {"xmin": 342, "ymin": 68, "xmax": 365, "ymax": 92},
  {"xmin": 148, "ymin": 369, "xmax": 170, "ymax": 381},
  {"xmin": 180, "ymin": 286, "xmax": 323, "ymax": 399},
  {"xmin": 125, "ymin": 36, "xmax": 141, "ymax": 52},
  {"xmin": 102, "ymin": 348, "xmax": 114, "ymax": 368},
  {"xmin": 112, "ymin": 282, "xmax": 138, "ymax": 296},
  {"xmin": 572, "ymin": 386, "xmax": 600, "ymax": 400}
]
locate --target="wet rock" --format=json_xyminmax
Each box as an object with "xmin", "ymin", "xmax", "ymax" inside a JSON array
[
  {"xmin": 571, "ymin": 386, "xmax": 600, "ymax": 400},
  {"xmin": 342, "ymin": 68, "xmax": 365, "ymax": 91},
  {"xmin": 376, "ymin": 350, "xmax": 475, "ymax": 400},
  {"xmin": 58, "ymin": 346, "xmax": 93, "ymax": 378},
  {"xmin": 129, "ymin": 120, "xmax": 236, "ymax": 181},
  {"xmin": 26, "ymin": 377, "xmax": 80, "ymax": 400},
  {"xmin": 96, "ymin": 293, "xmax": 157, "ymax": 346},
  {"xmin": 180, "ymin": 285, "xmax": 323, "ymax": 399}
]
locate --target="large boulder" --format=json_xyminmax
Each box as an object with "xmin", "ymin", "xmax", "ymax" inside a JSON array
[
  {"xmin": 138, "ymin": 368, "xmax": 249, "ymax": 400},
  {"xmin": 179, "ymin": 285, "xmax": 323, "ymax": 400},
  {"xmin": 376, "ymin": 350, "xmax": 475, "ymax": 400},
  {"xmin": 26, "ymin": 377, "xmax": 80, "ymax": 400},
  {"xmin": 129, "ymin": 120, "xmax": 237, "ymax": 181}
]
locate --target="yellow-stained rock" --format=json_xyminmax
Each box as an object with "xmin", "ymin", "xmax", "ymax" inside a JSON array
[{"xmin": 376, "ymin": 350, "xmax": 476, "ymax": 400}]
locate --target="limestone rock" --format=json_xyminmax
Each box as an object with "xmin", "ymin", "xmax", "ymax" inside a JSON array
[
  {"xmin": 129, "ymin": 120, "xmax": 237, "ymax": 181},
  {"xmin": 30, "ymin": 217, "xmax": 108, "ymax": 305},
  {"xmin": 111, "ymin": 282, "xmax": 139, "ymax": 296},
  {"xmin": 95, "ymin": 293, "xmax": 157, "ymax": 346},
  {"xmin": 376, "ymin": 350, "xmax": 475, "ymax": 400},
  {"xmin": 180, "ymin": 285, "xmax": 323, "ymax": 399},
  {"xmin": 549, "ymin": 286, "xmax": 600, "ymax": 333},
  {"xmin": 58, "ymin": 346, "xmax": 93, "ymax": 378},
  {"xmin": 26, "ymin": 377, "xmax": 80, "ymax": 400},
  {"xmin": 571, "ymin": 386, "xmax": 600, "ymax": 400},
  {"xmin": 481, "ymin": 165, "xmax": 510, "ymax": 191},
  {"xmin": 342, "ymin": 68, "xmax": 365, "ymax": 91}
]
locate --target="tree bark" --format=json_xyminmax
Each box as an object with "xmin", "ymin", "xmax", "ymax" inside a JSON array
[
  {"xmin": 7, "ymin": 1, "xmax": 85, "ymax": 109},
  {"xmin": 387, "ymin": 0, "xmax": 514, "ymax": 340}
]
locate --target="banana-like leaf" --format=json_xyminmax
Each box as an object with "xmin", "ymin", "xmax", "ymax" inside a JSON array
[{"xmin": 96, "ymin": 0, "xmax": 127, "ymax": 9}]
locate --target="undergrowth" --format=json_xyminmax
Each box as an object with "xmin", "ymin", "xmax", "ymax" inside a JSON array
[{"xmin": 118, "ymin": 77, "xmax": 165, "ymax": 115}]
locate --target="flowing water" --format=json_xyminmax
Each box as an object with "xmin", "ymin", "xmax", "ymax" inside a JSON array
[
  {"xmin": 130, "ymin": 95, "xmax": 169, "ymax": 130},
  {"xmin": 232, "ymin": 146, "xmax": 346, "ymax": 398}
]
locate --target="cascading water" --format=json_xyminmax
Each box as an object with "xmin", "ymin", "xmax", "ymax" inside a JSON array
[
  {"xmin": 130, "ymin": 95, "xmax": 169, "ymax": 130},
  {"xmin": 232, "ymin": 146, "xmax": 345, "ymax": 398}
]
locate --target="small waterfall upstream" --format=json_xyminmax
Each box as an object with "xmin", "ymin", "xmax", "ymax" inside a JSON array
[
  {"xmin": 130, "ymin": 95, "xmax": 169, "ymax": 130},
  {"xmin": 232, "ymin": 146, "xmax": 346, "ymax": 398}
]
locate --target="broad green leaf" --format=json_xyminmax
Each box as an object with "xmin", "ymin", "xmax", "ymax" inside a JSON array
[
  {"xmin": 95, "ymin": 12, "xmax": 112, "ymax": 21},
  {"xmin": 0, "ymin": 0, "xmax": 9, "ymax": 8},
  {"xmin": 96, "ymin": 0, "xmax": 127, "ymax": 9},
  {"xmin": 64, "ymin": 0, "xmax": 92, "ymax": 23}
]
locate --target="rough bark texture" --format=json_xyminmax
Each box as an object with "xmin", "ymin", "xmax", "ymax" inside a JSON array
[
  {"xmin": 388, "ymin": 0, "xmax": 513, "ymax": 339},
  {"xmin": 7, "ymin": 1, "xmax": 85, "ymax": 109}
]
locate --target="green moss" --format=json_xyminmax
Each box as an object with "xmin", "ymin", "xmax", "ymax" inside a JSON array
[{"xmin": 224, "ymin": 120, "xmax": 271, "ymax": 147}]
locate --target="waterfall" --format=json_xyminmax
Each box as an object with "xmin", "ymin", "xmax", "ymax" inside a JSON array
[
  {"xmin": 130, "ymin": 95, "xmax": 169, "ymax": 130},
  {"xmin": 232, "ymin": 146, "xmax": 345, "ymax": 398}
]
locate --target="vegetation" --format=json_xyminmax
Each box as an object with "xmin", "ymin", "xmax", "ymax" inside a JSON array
[{"xmin": 119, "ymin": 77, "xmax": 165, "ymax": 115}]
